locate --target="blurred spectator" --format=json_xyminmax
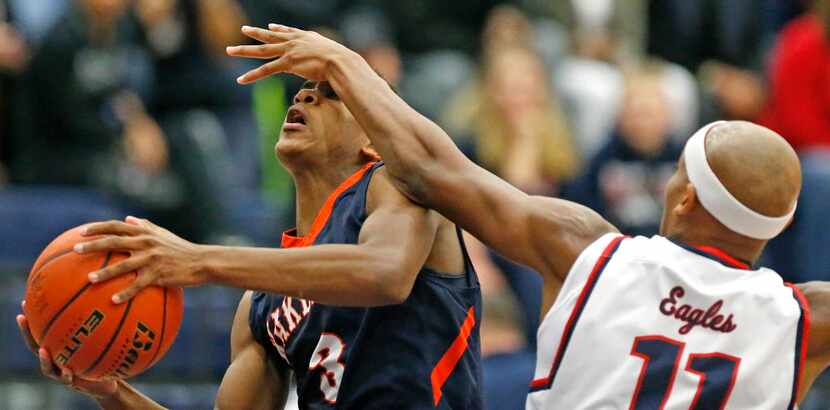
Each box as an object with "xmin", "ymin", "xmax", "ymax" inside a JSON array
[
  {"xmin": 760, "ymin": 1, "xmax": 830, "ymax": 154},
  {"xmin": 131, "ymin": 0, "xmax": 259, "ymax": 241},
  {"xmin": 363, "ymin": 0, "xmax": 506, "ymax": 56},
  {"xmin": 480, "ymin": 289, "xmax": 535, "ymax": 410},
  {"xmin": 135, "ymin": 0, "xmax": 245, "ymax": 113},
  {"xmin": 526, "ymin": 0, "xmax": 646, "ymax": 63},
  {"xmin": 341, "ymin": 7, "xmax": 401, "ymax": 87},
  {"xmin": 465, "ymin": 234, "xmax": 535, "ymax": 410},
  {"xmin": 9, "ymin": 0, "xmax": 154, "ymax": 187},
  {"xmin": 759, "ymin": 0, "xmax": 830, "ymax": 285},
  {"xmin": 446, "ymin": 45, "xmax": 579, "ymax": 195},
  {"xmin": 3, "ymin": 0, "xmax": 67, "ymax": 44},
  {"xmin": 0, "ymin": 0, "xmax": 29, "ymax": 186},
  {"xmin": 647, "ymin": 0, "xmax": 768, "ymax": 122},
  {"xmin": 7, "ymin": 0, "xmax": 235, "ymax": 242},
  {"xmin": 563, "ymin": 63, "xmax": 682, "ymax": 237}
]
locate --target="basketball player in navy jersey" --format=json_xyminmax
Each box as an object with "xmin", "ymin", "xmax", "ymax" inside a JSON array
[
  {"xmin": 16, "ymin": 80, "xmax": 482, "ymax": 407},
  {"xmin": 223, "ymin": 24, "xmax": 830, "ymax": 408}
]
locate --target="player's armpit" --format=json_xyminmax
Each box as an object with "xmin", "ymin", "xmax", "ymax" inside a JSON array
[
  {"xmin": 215, "ymin": 292, "xmax": 289, "ymax": 410},
  {"xmin": 355, "ymin": 167, "xmax": 442, "ymax": 304}
]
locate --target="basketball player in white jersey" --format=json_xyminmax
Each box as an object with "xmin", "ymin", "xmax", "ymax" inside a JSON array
[{"xmin": 226, "ymin": 25, "xmax": 830, "ymax": 408}]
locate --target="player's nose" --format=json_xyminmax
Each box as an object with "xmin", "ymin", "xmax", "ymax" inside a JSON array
[{"xmin": 294, "ymin": 89, "xmax": 319, "ymax": 106}]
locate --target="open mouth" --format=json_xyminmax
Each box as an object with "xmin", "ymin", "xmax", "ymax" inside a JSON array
[{"xmin": 286, "ymin": 108, "xmax": 306, "ymax": 126}]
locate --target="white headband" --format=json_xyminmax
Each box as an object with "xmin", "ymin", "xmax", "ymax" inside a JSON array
[{"xmin": 684, "ymin": 121, "xmax": 796, "ymax": 240}]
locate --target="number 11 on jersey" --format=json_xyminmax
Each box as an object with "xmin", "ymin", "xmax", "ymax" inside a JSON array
[{"xmin": 629, "ymin": 335, "xmax": 741, "ymax": 410}]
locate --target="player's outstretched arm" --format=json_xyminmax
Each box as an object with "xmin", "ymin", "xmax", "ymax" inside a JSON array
[
  {"xmin": 215, "ymin": 291, "xmax": 289, "ymax": 410},
  {"xmin": 226, "ymin": 25, "xmax": 618, "ymax": 282},
  {"xmin": 75, "ymin": 171, "xmax": 441, "ymax": 306},
  {"xmin": 201, "ymin": 169, "xmax": 441, "ymax": 306}
]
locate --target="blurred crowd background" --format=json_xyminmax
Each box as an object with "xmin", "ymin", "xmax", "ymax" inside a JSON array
[{"xmin": 1, "ymin": 0, "xmax": 830, "ymax": 409}]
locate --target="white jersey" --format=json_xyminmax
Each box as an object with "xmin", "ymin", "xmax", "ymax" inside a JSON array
[{"xmin": 527, "ymin": 234, "xmax": 809, "ymax": 410}]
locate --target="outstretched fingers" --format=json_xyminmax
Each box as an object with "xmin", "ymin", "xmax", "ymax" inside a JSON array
[
  {"xmin": 236, "ymin": 58, "xmax": 292, "ymax": 84},
  {"xmin": 226, "ymin": 43, "xmax": 289, "ymax": 60},
  {"xmin": 75, "ymin": 235, "xmax": 152, "ymax": 254},
  {"xmin": 81, "ymin": 220, "xmax": 146, "ymax": 238},
  {"xmin": 88, "ymin": 254, "xmax": 150, "ymax": 283},
  {"xmin": 241, "ymin": 25, "xmax": 296, "ymax": 44},
  {"xmin": 112, "ymin": 274, "xmax": 155, "ymax": 304}
]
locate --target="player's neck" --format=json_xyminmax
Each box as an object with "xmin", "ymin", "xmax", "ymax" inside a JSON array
[
  {"xmin": 670, "ymin": 229, "xmax": 765, "ymax": 266},
  {"xmin": 291, "ymin": 163, "xmax": 364, "ymax": 237}
]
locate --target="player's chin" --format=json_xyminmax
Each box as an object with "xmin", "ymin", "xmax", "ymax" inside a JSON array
[{"xmin": 276, "ymin": 134, "xmax": 315, "ymax": 160}]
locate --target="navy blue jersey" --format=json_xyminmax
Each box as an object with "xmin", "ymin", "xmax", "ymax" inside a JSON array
[{"xmin": 249, "ymin": 162, "xmax": 483, "ymax": 409}]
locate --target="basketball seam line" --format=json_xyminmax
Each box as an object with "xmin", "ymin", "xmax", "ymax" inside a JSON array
[
  {"xmin": 39, "ymin": 252, "xmax": 112, "ymax": 342},
  {"xmin": 82, "ymin": 294, "xmax": 135, "ymax": 376},
  {"xmin": 30, "ymin": 248, "xmax": 75, "ymax": 280},
  {"xmin": 147, "ymin": 287, "xmax": 168, "ymax": 366}
]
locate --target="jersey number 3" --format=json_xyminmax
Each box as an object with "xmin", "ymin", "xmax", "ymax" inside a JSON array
[
  {"xmin": 629, "ymin": 335, "xmax": 741, "ymax": 410},
  {"xmin": 309, "ymin": 333, "xmax": 346, "ymax": 404}
]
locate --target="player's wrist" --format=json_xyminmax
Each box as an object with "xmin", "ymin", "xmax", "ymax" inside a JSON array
[
  {"xmin": 91, "ymin": 379, "xmax": 123, "ymax": 406},
  {"xmin": 325, "ymin": 47, "xmax": 371, "ymax": 88},
  {"xmin": 195, "ymin": 244, "xmax": 221, "ymax": 284}
]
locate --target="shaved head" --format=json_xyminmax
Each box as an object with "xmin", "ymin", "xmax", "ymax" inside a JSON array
[
  {"xmin": 705, "ymin": 121, "xmax": 801, "ymax": 217},
  {"xmin": 661, "ymin": 121, "xmax": 802, "ymax": 262}
]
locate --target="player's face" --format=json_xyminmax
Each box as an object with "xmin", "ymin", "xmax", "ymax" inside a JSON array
[
  {"xmin": 660, "ymin": 155, "xmax": 688, "ymax": 236},
  {"xmin": 277, "ymin": 81, "xmax": 368, "ymax": 164}
]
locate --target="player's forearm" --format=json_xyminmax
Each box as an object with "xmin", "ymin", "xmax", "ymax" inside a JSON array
[
  {"xmin": 201, "ymin": 244, "xmax": 411, "ymax": 306},
  {"xmin": 96, "ymin": 380, "xmax": 167, "ymax": 410},
  {"xmin": 326, "ymin": 52, "xmax": 468, "ymax": 205}
]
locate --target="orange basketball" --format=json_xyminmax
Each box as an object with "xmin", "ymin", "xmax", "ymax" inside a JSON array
[{"xmin": 23, "ymin": 225, "xmax": 183, "ymax": 380}]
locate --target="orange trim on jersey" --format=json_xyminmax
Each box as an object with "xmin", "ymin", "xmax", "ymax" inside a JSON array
[
  {"xmin": 431, "ymin": 306, "xmax": 476, "ymax": 406},
  {"xmin": 785, "ymin": 282, "xmax": 811, "ymax": 407},
  {"xmin": 281, "ymin": 161, "xmax": 377, "ymax": 249},
  {"xmin": 688, "ymin": 244, "xmax": 750, "ymax": 270}
]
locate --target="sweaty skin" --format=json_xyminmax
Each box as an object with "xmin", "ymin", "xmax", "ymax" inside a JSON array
[{"xmin": 223, "ymin": 25, "xmax": 830, "ymax": 403}]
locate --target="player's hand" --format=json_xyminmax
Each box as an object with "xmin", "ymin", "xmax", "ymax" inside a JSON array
[
  {"xmin": 75, "ymin": 216, "xmax": 207, "ymax": 303},
  {"xmin": 226, "ymin": 24, "xmax": 356, "ymax": 84},
  {"xmin": 16, "ymin": 304, "xmax": 118, "ymax": 398}
]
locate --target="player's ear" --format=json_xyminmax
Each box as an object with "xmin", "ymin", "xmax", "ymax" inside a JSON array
[
  {"xmin": 360, "ymin": 145, "xmax": 381, "ymax": 162},
  {"xmin": 675, "ymin": 183, "xmax": 697, "ymax": 216}
]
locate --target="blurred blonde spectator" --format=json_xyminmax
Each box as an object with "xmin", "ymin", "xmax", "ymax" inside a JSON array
[
  {"xmin": 445, "ymin": 46, "xmax": 579, "ymax": 194},
  {"xmin": 481, "ymin": 5, "xmax": 534, "ymax": 59},
  {"xmin": 523, "ymin": 0, "xmax": 646, "ymax": 63},
  {"xmin": 563, "ymin": 62, "xmax": 682, "ymax": 236}
]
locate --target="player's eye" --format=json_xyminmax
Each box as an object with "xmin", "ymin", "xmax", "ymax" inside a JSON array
[{"xmin": 318, "ymin": 82, "xmax": 340, "ymax": 100}]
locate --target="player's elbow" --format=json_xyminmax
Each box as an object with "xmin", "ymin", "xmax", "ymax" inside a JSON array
[{"xmin": 361, "ymin": 260, "xmax": 416, "ymax": 305}]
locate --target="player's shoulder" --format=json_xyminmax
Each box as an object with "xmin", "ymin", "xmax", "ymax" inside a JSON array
[{"xmin": 366, "ymin": 164, "xmax": 424, "ymax": 212}]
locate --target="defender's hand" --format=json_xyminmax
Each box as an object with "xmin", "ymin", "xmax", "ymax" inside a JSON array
[
  {"xmin": 16, "ymin": 305, "xmax": 118, "ymax": 398},
  {"xmin": 75, "ymin": 216, "xmax": 206, "ymax": 303},
  {"xmin": 226, "ymin": 24, "xmax": 356, "ymax": 84}
]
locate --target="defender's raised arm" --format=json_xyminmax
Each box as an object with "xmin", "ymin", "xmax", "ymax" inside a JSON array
[{"xmin": 227, "ymin": 25, "xmax": 617, "ymax": 286}]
